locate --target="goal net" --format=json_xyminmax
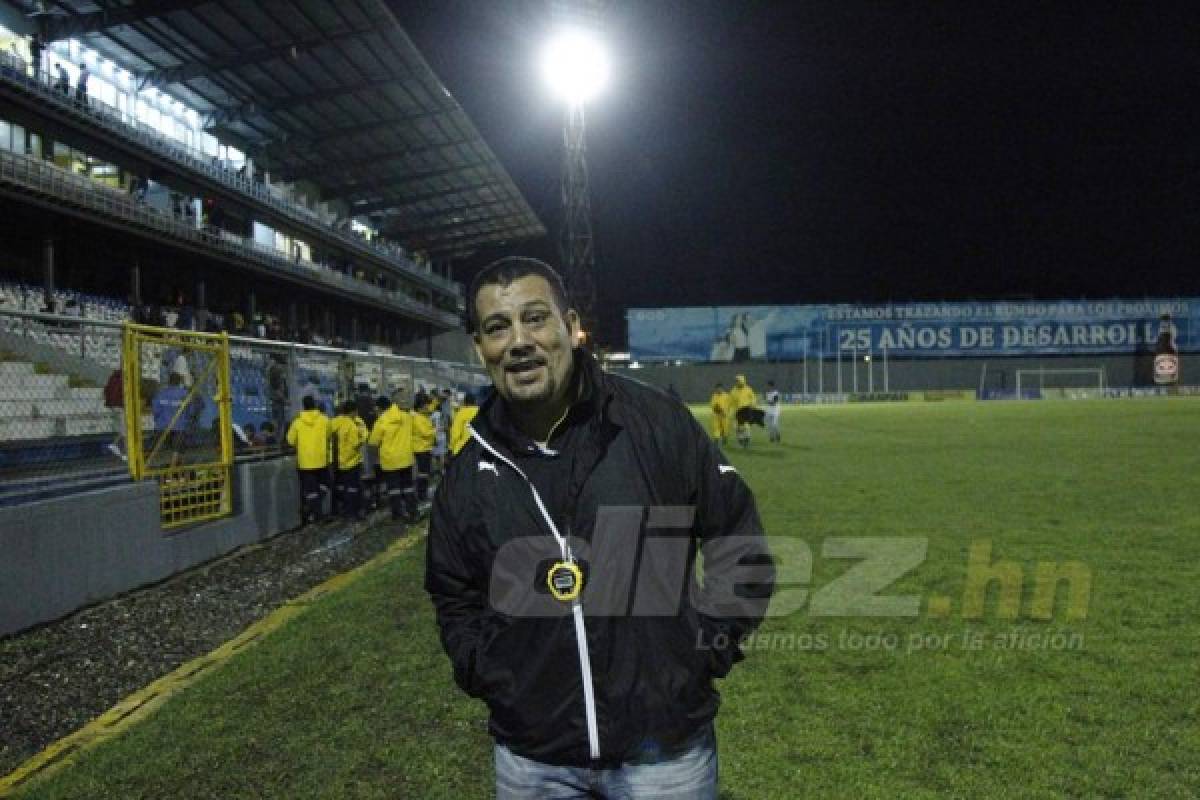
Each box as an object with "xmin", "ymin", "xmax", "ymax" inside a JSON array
[{"xmin": 1015, "ymin": 367, "xmax": 1106, "ymax": 397}]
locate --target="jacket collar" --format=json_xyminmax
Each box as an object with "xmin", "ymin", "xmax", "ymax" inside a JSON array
[{"xmin": 475, "ymin": 348, "xmax": 614, "ymax": 457}]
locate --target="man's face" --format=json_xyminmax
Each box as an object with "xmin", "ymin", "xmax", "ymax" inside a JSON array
[{"xmin": 473, "ymin": 275, "xmax": 579, "ymax": 408}]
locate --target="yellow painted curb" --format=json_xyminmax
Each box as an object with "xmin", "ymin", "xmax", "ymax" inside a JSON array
[{"xmin": 0, "ymin": 527, "xmax": 425, "ymax": 797}]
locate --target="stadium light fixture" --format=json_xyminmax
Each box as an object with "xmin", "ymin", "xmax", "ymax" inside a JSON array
[{"xmin": 541, "ymin": 28, "xmax": 610, "ymax": 106}]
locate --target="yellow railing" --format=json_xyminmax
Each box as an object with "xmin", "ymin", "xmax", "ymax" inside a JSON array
[{"xmin": 122, "ymin": 323, "xmax": 233, "ymax": 528}]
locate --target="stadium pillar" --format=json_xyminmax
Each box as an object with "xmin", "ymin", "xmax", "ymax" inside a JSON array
[
  {"xmin": 42, "ymin": 237, "xmax": 54, "ymax": 307},
  {"xmin": 130, "ymin": 261, "xmax": 141, "ymax": 306},
  {"xmin": 425, "ymin": 323, "xmax": 434, "ymax": 360},
  {"xmin": 288, "ymin": 302, "xmax": 298, "ymax": 333},
  {"xmin": 350, "ymin": 316, "xmax": 359, "ymax": 346},
  {"xmin": 195, "ymin": 280, "xmax": 207, "ymax": 311},
  {"xmin": 246, "ymin": 290, "xmax": 256, "ymax": 320}
]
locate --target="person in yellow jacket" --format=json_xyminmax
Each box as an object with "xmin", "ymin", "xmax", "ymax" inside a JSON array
[
  {"xmin": 369, "ymin": 390, "xmax": 416, "ymax": 522},
  {"xmin": 729, "ymin": 374, "xmax": 757, "ymax": 448},
  {"xmin": 330, "ymin": 400, "xmax": 369, "ymax": 520},
  {"xmin": 411, "ymin": 391, "xmax": 437, "ymax": 505},
  {"xmin": 286, "ymin": 395, "xmax": 331, "ymax": 524},
  {"xmin": 449, "ymin": 391, "xmax": 479, "ymax": 456},
  {"xmin": 709, "ymin": 382, "xmax": 731, "ymax": 446}
]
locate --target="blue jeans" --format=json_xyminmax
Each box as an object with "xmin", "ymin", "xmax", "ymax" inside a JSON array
[{"xmin": 494, "ymin": 726, "xmax": 718, "ymax": 800}]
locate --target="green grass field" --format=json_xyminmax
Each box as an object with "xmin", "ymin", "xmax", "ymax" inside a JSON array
[{"xmin": 10, "ymin": 399, "xmax": 1200, "ymax": 799}]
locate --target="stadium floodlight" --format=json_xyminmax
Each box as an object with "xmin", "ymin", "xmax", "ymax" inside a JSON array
[
  {"xmin": 542, "ymin": 21, "xmax": 610, "ymax": 338},
  {"xmin": 541, "ymin": 28, "xmax": 610, "ymax": 107}
]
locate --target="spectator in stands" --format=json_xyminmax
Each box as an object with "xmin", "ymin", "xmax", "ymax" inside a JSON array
[
  {"xmin": 354, "ymin": 384, "xmax": 378, "ymax": 430},
  {"xmin": 129, "ymin": 175, "xmax": 148, "ymax": 203},
  {"xmin": 411, "ymin": 391, "xmax": 436, "ymax": 503},
  {"xmin": 53, "ymin": 63, "xmax": 68, "ymax": 95},
  {"xmin": 167, "ymin": 348, "xmax": 193, "ymax": 388},
  {"xmin": 29, "ymin": 33, "xmax": 43, "ymax": 79},
  {"xmin": 258, "ymin": 421, "xmax": 278, "ymax": 447},
  {"xmin": 139, "ymin": 303, "xmax": 165, "ymax": 327},
  {"xmin": 74, "ymin": 62, "xmax": 89, "ymax": 106},
  {"xmin": 104, "ymin": 367, "xmax": 127, "ymax": 461},
  {"xmin": 177, "ymin": 303, "xmax": 194, "ymax": 331},
  {"xmin": 369, "ymin": 391, "xmax": 417, "ymax": 523},
  {"xmin": 153, "ymin": 373, "xmax": 188, "ymax": 430},
  {"xmin": 286, "ymin": 395, "xmax": 331, "ymax": 525},
  {"xmin": 448, "ymin": 391, "xmax": 478, "ymax": 457},
  {"xmin": 152, "ymin": 373, "xmax": 192, "ymax": 464},
  {"xmin": 331, "ymin": 400, "xmax": 369, "ymax": 520}
]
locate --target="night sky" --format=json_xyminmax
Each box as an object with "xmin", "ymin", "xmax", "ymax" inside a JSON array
[{"xmin": 395, "ymin": 1, "xmax": 1200, "ymax": 347}]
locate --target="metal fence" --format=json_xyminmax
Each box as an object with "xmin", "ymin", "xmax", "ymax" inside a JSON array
[
  {"xmin": 0, "ymin": 147, "xmax": 457, "ymax": 326},
  {"xmin": 0, "ymin": 50, "xmax": 459, "ymax": 298},
  {"xmin": 124, "ymin": 323, "xmax": 233, "ymax": 528},
  {"xmin": 0, "ymin": 306, "xmax": 133, "ymax": 507},
  {"xmin": 0, "ymin": 306, "xmax": 488, "ymax": 513}
]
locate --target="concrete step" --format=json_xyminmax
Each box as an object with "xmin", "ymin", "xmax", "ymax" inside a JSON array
[
  {"xmin": 0, "ymin": 361, "xmax": 35, "ymax": 377},
  {"xmin": 0, "ymin": 417, "xmax": 58, "ymax": 440}
]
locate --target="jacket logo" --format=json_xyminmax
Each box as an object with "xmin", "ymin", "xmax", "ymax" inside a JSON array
[
  {"xmin": 478, "ymin": 461, "xmax": 499, "ymax": 476},
  {"xmin": 718, "ymin": 464, "xmax": 737, "ymax": 474}
]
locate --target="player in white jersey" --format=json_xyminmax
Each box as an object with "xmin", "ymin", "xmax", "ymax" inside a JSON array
[{"xmin": 765, "ymin": 380, "xmax": 782, "ymax": 443}]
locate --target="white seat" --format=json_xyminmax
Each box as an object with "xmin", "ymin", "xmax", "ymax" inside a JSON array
[{"xmin": 0, "ymin": 400, "xmax": 34, "ymax": 418}]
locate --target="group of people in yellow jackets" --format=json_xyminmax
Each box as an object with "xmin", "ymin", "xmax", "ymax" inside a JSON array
[
  {"xmin": 709, "ymin": 374, "xmax": 758, "ymax": 448},
  {"xmin": 285, "ymin": 388, "xmax": 480, "ymax": 525}
]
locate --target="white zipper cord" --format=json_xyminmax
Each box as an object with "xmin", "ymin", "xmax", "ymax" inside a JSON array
[{"xmin": 467, "ymin": 426, "xmax": 602, "ymax": 760}]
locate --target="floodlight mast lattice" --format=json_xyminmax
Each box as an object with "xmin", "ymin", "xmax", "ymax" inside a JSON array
[
  {"xmin": 542, "ymin": 17, "xmax": 609, "ymax": 337},
  {"xmin": 561, "ymin": 103, "xmax": 596, "ymax": 332}
]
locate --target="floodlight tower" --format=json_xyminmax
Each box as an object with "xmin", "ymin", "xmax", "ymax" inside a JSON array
[{"xmin": 543, "ymin": 4, "xmax": 610, "ymax": 338}]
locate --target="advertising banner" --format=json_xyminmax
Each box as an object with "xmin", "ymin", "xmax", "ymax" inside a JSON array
[{"xmin": 626, "ymin": 299, "xmax": 1198, "ymax": 361}]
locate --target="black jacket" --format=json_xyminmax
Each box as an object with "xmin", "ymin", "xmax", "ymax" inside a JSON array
[{"xmin": 424, "ymin": 352, "xmax": 774, "ymax": 766}]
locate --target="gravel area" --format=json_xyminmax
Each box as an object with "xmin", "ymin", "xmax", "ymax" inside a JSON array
[{"xmin": 0, "ymin": 512, "xmax": 421, "ymax": 778}]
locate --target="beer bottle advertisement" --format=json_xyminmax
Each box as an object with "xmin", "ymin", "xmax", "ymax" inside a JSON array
[{"xmin": 1153, "ymin": 314, "xmax": 1180, "ymax": 385}]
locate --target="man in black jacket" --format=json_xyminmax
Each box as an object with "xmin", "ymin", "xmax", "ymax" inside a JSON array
[{"xmin": 425, "ymin": 258, "xmax": 774, "ymax": 799}]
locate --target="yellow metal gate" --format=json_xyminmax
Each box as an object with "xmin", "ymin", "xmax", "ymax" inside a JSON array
[{"xmin": 122, "ymin": 324, "xmax": 233, "ymax": 529}]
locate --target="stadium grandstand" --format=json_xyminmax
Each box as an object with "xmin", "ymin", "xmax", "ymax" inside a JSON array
[{"xmin": 0, "ymin": 0, "xmax": 543, "ymax": 636}]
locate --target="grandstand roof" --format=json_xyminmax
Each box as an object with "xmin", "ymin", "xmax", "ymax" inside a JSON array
[{"xmin": 17, "ymin": 0, "xmax": 546, "ymax": 259}]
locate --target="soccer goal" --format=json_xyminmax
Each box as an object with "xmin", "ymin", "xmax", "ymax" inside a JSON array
[{"xmin": 1015, "ymin": 367, "xmax": 1107, "ymax": 397}]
